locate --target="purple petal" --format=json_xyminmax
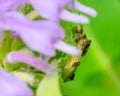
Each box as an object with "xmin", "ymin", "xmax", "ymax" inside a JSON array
[
  {"xmin": 54, "ymin": 40, "xmax": 81, "ymax": 56},
  {"xmin": 29, "ymin": 0, "xmax": 63, "ymax": 22},
  {"xmin": 0, "ymin": 69, "xmax": 33, "ymax": 96},
  {"xmin": 60, "ymin": 10, "xmax": 89, "ymax": 23},
  {"xmin": 0, "ymin": 12, "xmax": 10, "ymax": 30},
  {"xmin": 6, "ymin": 52, "xmax": 53, "ymax": 74},
  {"xmin": 74, "ymin": 1, "xmax": 97, "ymax": 17}
]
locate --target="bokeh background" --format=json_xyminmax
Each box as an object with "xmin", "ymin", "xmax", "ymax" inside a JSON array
[{"xmin": 61, "ymin": 0, "xmax": 120, "ymax": 96}]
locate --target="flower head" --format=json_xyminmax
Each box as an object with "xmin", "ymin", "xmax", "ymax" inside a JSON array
[{"xmin": 0, "ymin": 0, "xmax": 97, "ymax": 96}]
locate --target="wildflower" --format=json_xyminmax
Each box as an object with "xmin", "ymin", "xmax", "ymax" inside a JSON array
[
  {"xmin": 0, "ymin": 0, "xmax": 97, "ymax": 96},
  {"xmin": 0, "ymin": 69, "xmax": 33, "ymax": 96}
]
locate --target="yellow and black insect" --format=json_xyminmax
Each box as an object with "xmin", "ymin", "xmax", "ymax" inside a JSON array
[{"xmin": 62, "ymin": 25, "xmax": 91, "ymax": 82}]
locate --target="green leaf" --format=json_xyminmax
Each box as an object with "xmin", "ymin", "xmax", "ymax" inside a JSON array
[{"xmin": 36, "ymin": 71, "xmax": 62, "ymax": 96}]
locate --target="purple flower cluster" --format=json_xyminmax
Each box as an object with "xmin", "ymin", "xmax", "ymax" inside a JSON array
[{"xmin": 0, "ymin": 0, "xmax": 97, "ymax": 96}]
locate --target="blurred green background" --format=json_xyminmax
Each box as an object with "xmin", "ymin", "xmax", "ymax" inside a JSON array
[{"xmin": 61, "ymin": 0, "xmax": 120, "ymax": 96}]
